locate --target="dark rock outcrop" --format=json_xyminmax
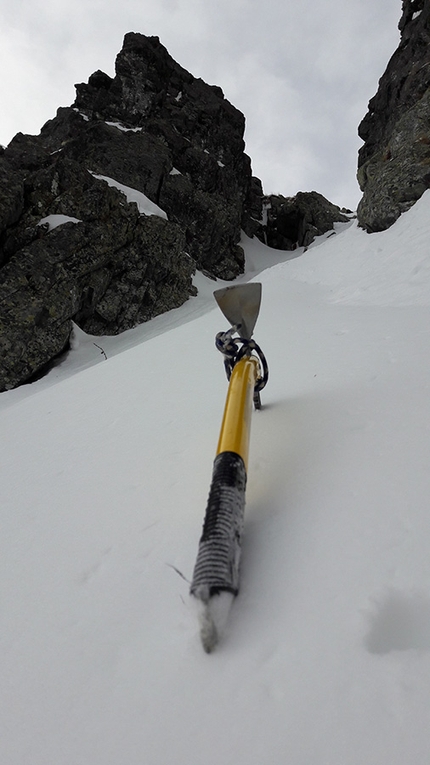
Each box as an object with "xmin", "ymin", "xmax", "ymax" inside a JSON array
[
  {"xmin": 71, "ymin": 33, "xmax": 253, "ymax": 278},
  {"xmin": 0, "ymin": 160, "xmax": 193, "ymax": 391},
  {"xmin": 257, "ymin": 191, "xmax": 349, "ymax": 250},
  {"xmin": 357, "ymin": 0, "xmax": 430, "ymax": 231},
  {"xmin": 0, "ymin": 32, "xmax": 256, "ymax": 391}
]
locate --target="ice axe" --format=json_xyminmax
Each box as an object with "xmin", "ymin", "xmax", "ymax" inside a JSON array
[{"xmin": 190, "ymin": 283, "xmax": 268, "ymax": 652}]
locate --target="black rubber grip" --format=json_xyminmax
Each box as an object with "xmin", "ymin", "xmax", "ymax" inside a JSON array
[{"xmin": 190, "ymin": 451, "xmax": 247, "ymax": 600}]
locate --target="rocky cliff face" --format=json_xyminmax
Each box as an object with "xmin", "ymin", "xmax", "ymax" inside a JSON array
[
  {"xmin": 357, "ymin": 0, "xmax": 430, "ymax": 231},
  {"xmin": 0, "ymin": 33, "xmax": 257, "ymax": 390},
  {"xmin": 72, "ymin": 33, "xmax": 254, "ymax": 278}
]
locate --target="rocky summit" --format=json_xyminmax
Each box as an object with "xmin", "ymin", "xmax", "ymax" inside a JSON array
[
  {"xmin": 357, "ymin": 0, "xmax": 430, "ymax": 231},
  {"xmin": 0, "ymin": 33, "xmax": 258, "ymax": 391}
]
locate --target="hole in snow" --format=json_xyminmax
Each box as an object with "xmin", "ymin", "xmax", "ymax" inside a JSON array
[{"xmin": 365, "ymin": 590, "xmax": 430, "ymax": 654}]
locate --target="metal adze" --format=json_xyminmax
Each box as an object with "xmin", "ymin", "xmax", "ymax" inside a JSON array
[{"xmin": 213, "ymin": 283, "xmax": 262, "ymax": 339}]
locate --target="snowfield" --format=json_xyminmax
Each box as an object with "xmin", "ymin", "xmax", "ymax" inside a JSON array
[{"xmin": 2, "ymin": 192, "xmax": 430, "ymax": 764}]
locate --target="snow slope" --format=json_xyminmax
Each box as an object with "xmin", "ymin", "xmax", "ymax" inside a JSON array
[{"xmin": 2, "ymin": 193, "xmax": 430, "ymax": 764}]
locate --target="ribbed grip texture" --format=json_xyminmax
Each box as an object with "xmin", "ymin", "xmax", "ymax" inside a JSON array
[{"xmin": 190, "ymin": 451, "xmax": 247, "ymax": 601}]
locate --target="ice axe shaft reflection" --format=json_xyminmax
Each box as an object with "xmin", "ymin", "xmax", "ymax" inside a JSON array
[{"xmin": 190, "ymin": 283, "xmax": 268, "ymax": 652}]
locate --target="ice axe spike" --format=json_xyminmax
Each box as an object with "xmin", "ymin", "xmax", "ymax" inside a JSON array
[{"xmin": 213, "ymin": 283, "xmax": 262, "ymax": 339}]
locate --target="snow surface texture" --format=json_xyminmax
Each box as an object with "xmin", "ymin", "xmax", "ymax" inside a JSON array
[
  {"xmin": 90, "ymin": 173, "xmax": 168, "ymax": 219},
  {"xmin": 105, "ymin": 121, "xmax": 143, "ymax": 133},
  {"xmin": 2, "ymin": 193, "xmax": 430, "ymax": 763},
  {"xmin": 37, "ymin": 214, "xmax": 82, "ymax": 230}
]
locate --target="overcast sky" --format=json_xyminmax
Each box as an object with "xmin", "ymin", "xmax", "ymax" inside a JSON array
[{"xmin": 0, "ymin": 0, "xmax": 402, "ymax": 210}]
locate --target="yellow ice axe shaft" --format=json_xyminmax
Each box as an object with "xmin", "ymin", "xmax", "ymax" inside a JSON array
[
  {"xmin": 216, "ymin": 356, "xmax": 259, "ymax": 469},
  {"xmin": 190, "ymin": 354, "xmax": 259, "ymax": 602}
]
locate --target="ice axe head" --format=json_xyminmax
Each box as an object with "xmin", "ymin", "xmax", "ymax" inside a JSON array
[{"xmin": 213, "ymin": 283, "xmax": 262, "ymax": 339}]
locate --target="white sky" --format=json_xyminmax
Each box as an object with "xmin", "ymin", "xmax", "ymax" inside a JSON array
[{"xmin": 0, "ymin": 0, "xmax": 401, "ymax": 209}]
